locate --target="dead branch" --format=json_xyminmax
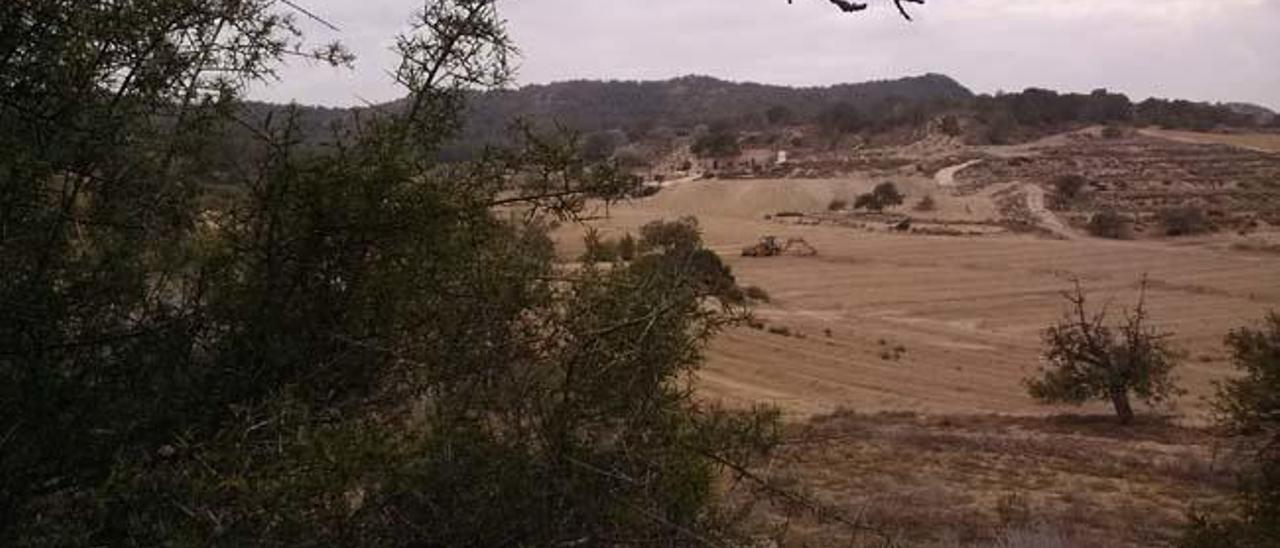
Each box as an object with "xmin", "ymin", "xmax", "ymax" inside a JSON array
[{"xmin": 789, "ymin": 0, "xmax": 925, "ymax": 20}]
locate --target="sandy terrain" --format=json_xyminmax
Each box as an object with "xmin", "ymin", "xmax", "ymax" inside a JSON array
[{"xmin": 558, "ymin": 172, "xmax": 1280, "ymax": 421}]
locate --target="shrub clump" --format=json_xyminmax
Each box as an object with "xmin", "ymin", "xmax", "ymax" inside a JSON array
[
  {"xmin": 1160, "ymin": 206, "xmax": 1211, "ymax": 236},
  {"xmin": 1087, "ymin": 208, "xmax": 1132, "ymax": 239},
  {"xmin": 691, "ymin": 129, "xmax": 740, "ymax": 159},
  {"xmin": 580, "ymin": 228, "xmax": 619, "ymax": 263},
  {"xmin": 743, "ymin": 285, "xmax": 771, "ymax": 303},
  {"xmin": 617, "ymin": 233, "xmax": 637, "ymax": 261},
  {"xmin": 1101, "ymin": 125, "xmax": 1126, "ymax": 139},
  {"xmin": 1051, "ymin": 174, "xmax": 1089, "ymax": 207},
  {"xmin": 854, "ymin": 182, "xmax": 905, "ymax": 212},
  {"xmin": 914, "ymin": 195, "xmax": 937, "ymax": 212}
]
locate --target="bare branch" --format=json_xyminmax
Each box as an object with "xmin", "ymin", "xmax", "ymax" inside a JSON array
[
  {"xmin": 789, "ymin": 0, "xmax": 924, "ymax": 20},
  {"xmin": 277, "ymin": 0, "xmax": 341, "ymax": 31}
]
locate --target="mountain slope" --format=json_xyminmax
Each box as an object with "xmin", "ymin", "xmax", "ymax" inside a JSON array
[{"xmin": 1222, "ymin": 102, "xmax": 1277, "ymax": 125}]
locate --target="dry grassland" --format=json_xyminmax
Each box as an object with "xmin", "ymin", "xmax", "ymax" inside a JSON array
[
  {"xmin": 553, "ymin": 134, "xmax": 1280, "ymax": 546},
  {"xmin": 559, "ymin": 176, "xmax": 1280, "ymax": 421},
  {"xmin": 735, "ymin": 412, "xmax": 1235, "ymax": 547}
]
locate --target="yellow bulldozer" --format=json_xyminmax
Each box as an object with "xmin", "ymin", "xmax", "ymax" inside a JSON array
[{"xmin": 740, "ymin": 236, "xmax": 818, "ymax": 257}]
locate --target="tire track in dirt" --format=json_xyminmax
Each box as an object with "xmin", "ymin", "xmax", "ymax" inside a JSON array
[{"xmin": 934, "ymin": 159, "xmax": 1075, "ymax": 238}]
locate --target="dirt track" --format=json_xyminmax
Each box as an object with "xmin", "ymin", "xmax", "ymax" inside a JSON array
[
  {"xmin": 934, "ymin": 159, "xmax": 982, "ymax": 188},
  {"xmin": 1021, "ymin": 183, "xmax": 1075, "ymax": 239}
]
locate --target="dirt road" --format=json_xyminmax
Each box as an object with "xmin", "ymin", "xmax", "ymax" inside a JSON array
[
  {"xmin": 1022, "ymin": 183, "xmax": 1076, "ymax": 239},
  {"xmin": 933, "ymin": 159, "xmax": 983, "ymax": 189}
]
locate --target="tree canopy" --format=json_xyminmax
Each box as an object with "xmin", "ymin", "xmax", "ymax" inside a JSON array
[
  {"xmin": 0, "ymin": 1, "xmax": 780, "ymax": 545},
  {"xmin": 1026, "ymin": 279, "xmax": 1183, "ymax": 423}
]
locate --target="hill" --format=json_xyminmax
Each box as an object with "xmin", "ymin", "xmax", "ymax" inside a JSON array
[
  {"xmin": 238, "ymin": 74, "xmax": 972, "ymax": 152},
  {"xmin": 458, "ymin": 73, "xmax": 973, "ymax": 135},
  {"xmin": 237, "ymin": 75, "xmax": 1275, "ymax": 164},
  {"xmin": 1222, "ymin": 102, "xmax": 1277, "ymax": 125}
]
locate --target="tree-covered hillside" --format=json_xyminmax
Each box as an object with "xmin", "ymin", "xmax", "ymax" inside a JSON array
[
  {"xmin": 247, "ymin": 73, "xmax": 1274, "ymax": 164},
  {"xmin": 458, "ymin": 73, "xmax": 973, "ymax": 135}
]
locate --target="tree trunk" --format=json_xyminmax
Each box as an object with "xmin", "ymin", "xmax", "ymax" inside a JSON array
[{"xmin": 1110, "ymin": 388, "xmax": 1134, "ymax": 424}]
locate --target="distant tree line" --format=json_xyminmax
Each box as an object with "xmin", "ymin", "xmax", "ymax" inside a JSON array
[
  {"xmin": 261, "ymin": 78, "xmax": 1273, "ymax": 165},
  {"xmin": 972, "ymin": 88, "xmax": 1266, "ymax": 144}
]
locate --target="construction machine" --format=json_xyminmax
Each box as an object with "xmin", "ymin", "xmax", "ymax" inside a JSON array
[{"xmin": 740, "ymin": 236, "xmax": 818, "ymax": 257}]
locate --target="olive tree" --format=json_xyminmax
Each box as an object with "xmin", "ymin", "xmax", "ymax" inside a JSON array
[{"xmin": 1026, "ymin": 278, "xmax": 1183, "ymax": 423}]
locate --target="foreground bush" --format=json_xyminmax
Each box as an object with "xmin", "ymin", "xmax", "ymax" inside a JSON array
[
  {"xmin": 0, "ymin": 2, "xmax": 779, "ymax": 545},
  {"xmin": 580, "ymin": 228, "xmax": 619, "ymax": 263},
  {"xmin": 1182, "ymin": 313, "xmax": 1280, "ymax": 547}
]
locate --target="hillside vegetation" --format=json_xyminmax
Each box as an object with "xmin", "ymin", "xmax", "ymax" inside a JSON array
[{"xmin": 251, "ymin": 75, "xmax": 1279, "ymax": 164}]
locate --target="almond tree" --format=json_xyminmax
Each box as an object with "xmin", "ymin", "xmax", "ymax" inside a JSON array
[{"xmin": 1026, "ymin": 278, "xmax": 1184, "ymax": 423}]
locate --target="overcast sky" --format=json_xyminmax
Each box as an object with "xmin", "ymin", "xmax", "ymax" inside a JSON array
[{"xmin": 251, "ymin": 0, "xmax": 1280, "ymax": 110}]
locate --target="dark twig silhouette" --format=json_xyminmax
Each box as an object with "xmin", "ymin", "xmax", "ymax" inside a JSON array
[{"xmin": 789, "ymin": 0, "xmax": 925, "ymax": 20}]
